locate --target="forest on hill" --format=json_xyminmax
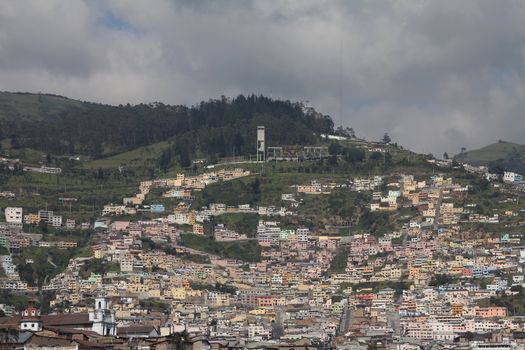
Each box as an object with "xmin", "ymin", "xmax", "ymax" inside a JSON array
[{"xmin": 0, "ymin": 93, "xmax": 334, "ymax": 165}]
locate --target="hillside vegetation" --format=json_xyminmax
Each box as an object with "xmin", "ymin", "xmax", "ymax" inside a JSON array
[
  {"xmin": 0, "ymin": 92, "xmax": 334, "ymax": 167},
  {"xmin": 0, "ymin": 91, "xmax": 87, "ymax": 122},
  {"xmin": 455, "ymin": 141, "xmax": 525, "ymax": 174}
]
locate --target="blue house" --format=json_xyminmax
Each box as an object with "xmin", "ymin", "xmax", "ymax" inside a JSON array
[{"xmin": 150, "ymin": 204, "xmax": 165, "ymax": 213}]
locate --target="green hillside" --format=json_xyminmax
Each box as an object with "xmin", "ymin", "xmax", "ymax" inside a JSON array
[
  {"xmin": 0, "ymin": 92, "xmax": 334, "ymax": 168},
  {"xmin": 0, "ymin": 91, "xmax": 88, "ymax": 122},
  {"xmin": 455, "ymin": 141, "xmax": 525, "ymax": 174},
  {"xmin": 81, "ymin": 140, "xmax": 171, "ymax": 170}
]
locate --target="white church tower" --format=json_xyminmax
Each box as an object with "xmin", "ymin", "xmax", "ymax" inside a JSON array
[{"xmin": 89, "ymin": 295, "xmax": 117, "ymax": 336}]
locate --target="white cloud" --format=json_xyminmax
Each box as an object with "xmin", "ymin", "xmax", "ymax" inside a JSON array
[{"xmin": 0, "ymin": 0, "xmax": 524, "ymax": 155}]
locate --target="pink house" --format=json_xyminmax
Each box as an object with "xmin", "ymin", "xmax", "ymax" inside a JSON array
[{"xmin": 475, "ymin": 307, "xmax": 507, "ymax": 318}]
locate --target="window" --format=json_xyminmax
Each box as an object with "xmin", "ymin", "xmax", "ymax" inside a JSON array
[{"xmin": 31, "ymin": 323, "xmax": 35, "ymax": 328}]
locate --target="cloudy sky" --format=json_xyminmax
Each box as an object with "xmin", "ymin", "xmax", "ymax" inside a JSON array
[{"xmin": 1, "ymin": 0, "xmax": 524, "ymax": 156}]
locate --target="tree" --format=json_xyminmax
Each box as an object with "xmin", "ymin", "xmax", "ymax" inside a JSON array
[
  {"xmin": 328, "ymin": 141, "xmax": 343, "ymax": 156},
  {"xmin": 429, "ymin": 274, "xmax": 455, "ymax": 286},
  {"xmin": 0, "ymin": 327, "xmax": 19, "ymax": 344},
  {"xmin": 381, "ymin": 133, "xmax": 391, "ymax": 144},
  {"xmin": 335, "ymin": 126, "xmax": 355, "ymax": 138},
  {"xmin": 488, "ymin": 162, "xmax": 505, "ymax": 176},
  {"xmin": 443, "ymin": 152, "xmax": 449, "ymax": 160},
  {"xmin": 10, "ymin": 135, "xmax": 19, "ymax": 149},
  {"xmin": 344, "ymin": 147, "xmax": 365, "ymax": 163},
  {"xmin": 369, "ymin": 151, "xmax": 383, "ymax": 164},
  {"xmin": 251, "ymin": 178, "xmax": 261, "ymax": 203},
  {"xmin": 209, "ymin": 153, "xmax": 218, "ymax": 165},
  {"xmin": 1, "ymin": 94, "xmax": 336, "ymax": 158},
  {"xmin": 384, "ymin": 152, "xmax": 392, "ymax": 165},
  {"xmin": 461, "ymin": 147, "xmax": 467, "ymax": 153},
  {"xmin": 157, "ymin": 149, "xmax": 172, "ymax": 173},
  {"xmin": 179, "ymin": 149, "xmax": 191, "ymax": 168}
]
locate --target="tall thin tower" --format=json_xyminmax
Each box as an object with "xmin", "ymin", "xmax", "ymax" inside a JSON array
[{"xmin": 257, "ymin": 126, "xmax": 265, "ymax": 162}]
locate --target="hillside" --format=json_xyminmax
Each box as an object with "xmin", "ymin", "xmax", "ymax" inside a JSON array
[
  {"xmin": 0, "ymin": 92, "xmax": 334, "ymax": 167},
  {"xmin": 0, "ymin": 91, "xmax": 89, "ymax": 122},
  {"xmin": 455, "ymin": 141, "xmax": 525, "ymax": 174}
]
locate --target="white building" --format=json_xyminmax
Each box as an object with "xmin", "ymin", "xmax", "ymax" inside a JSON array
[
  {"xmin": 257, "ymin": 126, "xmax": 265, "ymax": 162},
  {"xmin": 38, "ymin": 210, "xmax": 54, "ymax": 223},
  {"xmin": 66, "ymin": 219, "xmax": 76, "ymax": 229},
  {"xmin": 503, "ymin": 171, "xmax": 522, "ymax": 184},
  {"xmin": 257, "ymin": 221, "xmax": 281, "ymax": 246},
  {"xmin": 296, "ymin": 228, "xmax": 310, "ymax": 242},
  {"xmin": 89, "ymin": 296, "xmax": 117, "ymax": 336},
  {"xmin": 5, "ymin": 207, "xmax": 23, "ymax": 223},
  {"xmin": 51, "ymin": 215, "xmax": 63, "ymax": 228},
  {"xmin": 102, "ymin": 204, "xmax": 126, "ymax": 216},
  {"xmin": 120, "ymin": 257, "xmax": 134, "ymax": 272}
]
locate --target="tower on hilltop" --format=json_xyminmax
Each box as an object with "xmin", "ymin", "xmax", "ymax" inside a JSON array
[{"xmin": 257, "ymin": 126, "xmax": 265, "ymax": 162}]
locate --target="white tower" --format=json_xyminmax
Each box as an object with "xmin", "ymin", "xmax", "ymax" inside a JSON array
[
  {"xmin": 257, "ymin": 126, "xmax": 265, "ymax": 162},
  {"xmin": 89, "ymin": 295, "xmax": 117, "ymax": 336}
]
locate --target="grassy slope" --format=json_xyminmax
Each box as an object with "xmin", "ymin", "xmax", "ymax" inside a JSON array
[
  {"xmin": 179, "ymin": 233, "xmax": 261, "ymax": 262},
  {"xmin": 1, "ymin": 147, "xmax": 47, "ymax": 164},
  {"xmin": 82, "ymin": 140, "xmax": 171, "ymax": 169},
  {"xmin": 0, "ymin": 172, "xmax": 139, "ymax": 222},
  {"xmin": 455, "ymin": 141, "xmax": 525, "ymax": 164},
  {"xmin": 0, "ymin": 91, "xmax": 87, "ymax": 122}
]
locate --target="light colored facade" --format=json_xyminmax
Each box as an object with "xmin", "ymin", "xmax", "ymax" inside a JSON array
[
  {"xmin": 89, "ymin": 296, "xmax": 117, "ymax": 336},
  {"xmin": 5, "ymin": 207, "xmax": 23, "ymax": 223}
]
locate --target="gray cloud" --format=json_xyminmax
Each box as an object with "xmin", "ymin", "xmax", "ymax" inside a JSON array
[{"xmin": 0, "ymin": 0, "xmax": 524, "ymax": 156}]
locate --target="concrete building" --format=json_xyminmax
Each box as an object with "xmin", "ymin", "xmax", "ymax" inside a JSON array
[
  {"xmin": 5, "ymin": 207, "xmax": 23, "ymax": 223},
  {"xmin": 257, "ymin": 126, "xmax": 265, "ymax": 162}
]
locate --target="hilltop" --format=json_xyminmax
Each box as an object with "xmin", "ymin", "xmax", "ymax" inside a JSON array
[
  {"xmin": 0, "ymin": 91, "xmax": 334, "ymax": 166},
  {"xmin": 0, "ymin": 91, "xmax": 89, "ymax": 122},
  {"xmin": 455, "ymin": 140, "xmax": 525, "ymax": 174}
]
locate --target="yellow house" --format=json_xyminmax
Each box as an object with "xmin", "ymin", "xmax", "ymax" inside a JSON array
[
  {"xmin": 129, "ymin": 275, "xmax": 141, "ymax": 284},
  {"xmin": 249, "ymin": 309, "xmax": 269, "ymax": 315},
  {"xmin": 116, "ymin": 310, "xmax": 131, "ymax": 318},
  {"xmin": 27, "ymin": 213, "xmax": 40, "ymax": 225},
  {"xmin": 273, "ymin": 296, "xmax": 287, "ymax": 306},
  {"xmin": 215, "ymin": 293, "xmax": 230, "ymax": 307},
  {"xmin": 80, "ymin": 284, "xmax": 97, "ymax": 294},
  {"xmin": 127, "ymin": 283, "xmax": 149, "ymax": 293},
  {"xmin": 70, "ymin": 293, "xmax": 80, "ymax": 304},
  {"xmin": 94, "ymin": 249, "xmax": 105, "ymax": 259},
  {"xmin": 188, "ymin": 211, "xmax": 196, "ymax": 225},
  {"xmin": 172, "ymin": 287, "xmax": 186, "ymax": 300},
  {"xmin": 68, "ymin": 281, "xmax": 79, "ymax": 291},
  {"xmin": 186, "ymin": 289, "xmax": 202, "ymax": 298},
  {"xmin": 231, "ymin": 313, "xmax": 247, "ymax": 322},
  {"xmin": 451, "ymin": 303, "xmax": 465, "ymax": 315},
  {"xmin": 149, "ymin": 289, "xmax": 161, "ymax": 298}
]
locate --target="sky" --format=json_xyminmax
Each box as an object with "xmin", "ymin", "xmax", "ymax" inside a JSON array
[{"xmin": 1, "ymin": 0, "xmax": 524, "ymax": 156}]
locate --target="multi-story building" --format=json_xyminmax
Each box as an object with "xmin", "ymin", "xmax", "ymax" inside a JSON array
[{"xmin": 5, "ymin": 207, "xmax": 23, "ymax": 223}]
